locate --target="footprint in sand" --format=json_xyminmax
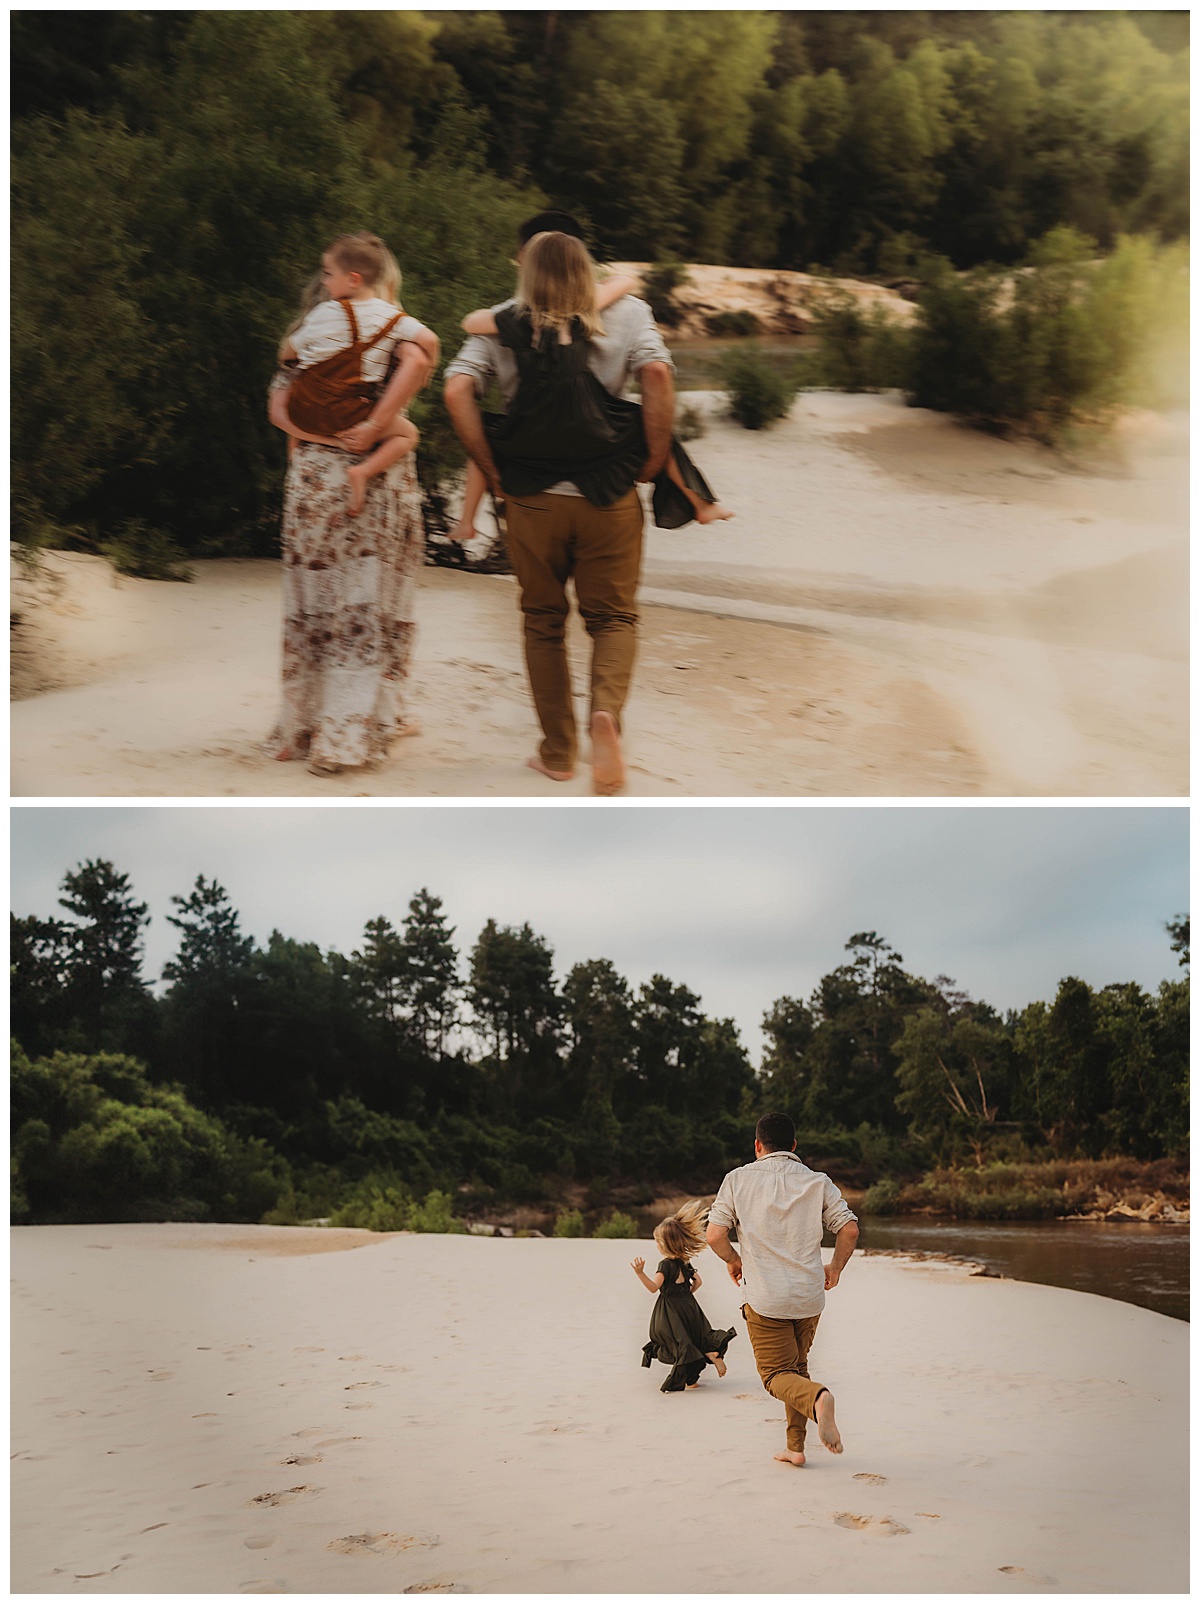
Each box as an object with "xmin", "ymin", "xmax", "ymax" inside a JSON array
[
  {"xmin": 345, "ymin": 1403, "xmax": 374, "ymax": 1411},
  {"xmin": 328, "ymin": 1533, "xmax": 439, "ymax": 1556},
  {"xmin": 853, "ymin": 1473, "xmax": 888, "ymax": 1485},
  {"xmin": 292, "ymin": 1428, "xmax": 330, "ymax": 1439},
  {"xmin": 403, "ymin": 1584, "xmax": 468, "ymax": 1594},
  {"xmin": 916, "ymin": 1512, "xmax": 941, "ymax": 1520},
  {"xmin": 833, "ymin": 1513, "xmax": 909, "ymax": 1536},
  {"xmin": 344, "ymin": 1381, "xmax": 382, "ymax": 1390},
  {"xmin": 279, "ymin": 1454, "xmax": 322, "ymax": 1466},
  {"xmin": 244, "ymin": 1536, "xmax": 276, "ymax": 1550},
  {"xmin": 999, "ymin": 1566, "xmax": 1058, "ymax": 1586},
  {"xmin": 376, "ymin": 1365, "xmax": 409, "ymax": 1373},
  {"xmin": 316, "ymin": 1436, "xmax": 362, "ymax": 1448},
  {"xmin": 247, "ymin": 1486, "xmax": 319, "ymax": 1508},
  {"xmin": 338, "ymin": 1354, "xmax": 366, "ymax": 1362},
  {"xmin": 733, "ymin": 1393, "xmax": 758, "ymax": 1401},
  {"xmin": 55, "ymin": 1410, "xmax": 86, "ymax": 1419}
]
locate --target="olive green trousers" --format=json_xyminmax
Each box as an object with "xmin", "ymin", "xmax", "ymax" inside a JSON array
[
  {"xmin": 502, "ymin": 488, "xmax": 644, "ymax": 772},
  {"xmin": 743, "ymin": 1303, "xmax": 825, "ymax": 1454}
]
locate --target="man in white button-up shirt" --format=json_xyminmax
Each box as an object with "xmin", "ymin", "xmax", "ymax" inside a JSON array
[{"xmin": 707, "ymin": 1112, "xmax": 859, "ymax": 1465}]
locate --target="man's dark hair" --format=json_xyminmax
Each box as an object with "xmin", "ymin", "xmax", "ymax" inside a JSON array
[
  {"xmin": 518, "ymin": 209, "xmax": 586, "ymax": 247},
  {"xmin": 756, "ymin": 1112, "xmax": 796, "ymax": 1152}
]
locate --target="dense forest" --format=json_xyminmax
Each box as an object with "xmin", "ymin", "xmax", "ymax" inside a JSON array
[
  {"xmin": 11, "ymin": 11, "xmax": 1189, "ymax": 559},
  {"xmin": 10, "ymin": 860, "xmax": 1189, "ymax": 1229}
]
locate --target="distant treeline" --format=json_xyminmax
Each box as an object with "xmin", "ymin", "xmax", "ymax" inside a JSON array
[
  {"xmin": 10, "ymin": 861, "xmax": 1189, "ymax": 1227},
  {"xmin": 11, "ymin": 11, "xmax": 1189, "ymax": 559}
]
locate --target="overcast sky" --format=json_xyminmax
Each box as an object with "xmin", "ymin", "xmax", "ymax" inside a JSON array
[{"xmin": 10, "ymin": 805, "xmax": 1187, "ymax": 1061}]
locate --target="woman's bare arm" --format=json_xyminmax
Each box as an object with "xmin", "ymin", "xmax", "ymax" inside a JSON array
[{"xmin": 597, "ymin": 273, "xmax": 639, "ymax": 310}]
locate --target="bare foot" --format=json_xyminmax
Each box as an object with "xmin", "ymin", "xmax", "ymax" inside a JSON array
[
  {"xmin": 590, "ymin": 711, "xmax": 625, "ymax": 795},
  {"xmin": 694, "ymin": 501, "xmax": 735, "ymax": 524},
  {"xmin": 774, "ymin": 1449, "xmax": 807, "ymax": 1467},
  {"xmin": 815, "ymin": 1389, "xmax": 843, "ymax": 1454},
  {"xmin": 346, "ymin": 464, "xmax": 369, "ymax": 515},
  {"xmin": 447, "ymin": 519, "xmax": 477, "ymax": 544},
  {"xmin": 396, "ymin": 717, "xmax": 422, "ymax": 738},
  {"xmin": 707, "ymin": 1352, "xmax": 727, "ymax": 1378},
  {"xmin": 526, "ymin": 755, "xmax": 574, "ymax": 782}
]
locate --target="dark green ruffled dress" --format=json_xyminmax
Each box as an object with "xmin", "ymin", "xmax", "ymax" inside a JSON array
[
  {"xmin": 483, "ymin": 307, "xmax": 717, "ymax": 529},
  {"xmin": 641, "ymin": 1258, "xmax": 736, "ymax": 1393}
]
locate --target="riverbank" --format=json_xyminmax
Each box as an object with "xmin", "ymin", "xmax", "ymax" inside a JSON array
[
  {"xmin": 11, "ymin": 392, "xmax": 1187, "ymax": 797},
  {"xmin": 11, "ymin": 1223, "xmax": 1188, "ymax": 1594}
]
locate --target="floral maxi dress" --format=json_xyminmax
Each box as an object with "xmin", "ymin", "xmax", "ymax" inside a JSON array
[{"xmin": 264, "ymin": 441, "xmax": 425, "ymax": 773}]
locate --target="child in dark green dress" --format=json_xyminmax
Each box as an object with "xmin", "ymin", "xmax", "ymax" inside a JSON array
[
  {"xmin": 449, "ymin": 233, "xmax": 733, "ymax": 544},
  {"xmin": 632, "ymin": 1200, "xmax": 736, "ymax": 1393}
]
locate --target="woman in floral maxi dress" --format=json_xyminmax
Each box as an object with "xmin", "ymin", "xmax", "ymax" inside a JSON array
[{"xmin": 264, "ymin": 339, "xmax": 431, "ymax": 776}]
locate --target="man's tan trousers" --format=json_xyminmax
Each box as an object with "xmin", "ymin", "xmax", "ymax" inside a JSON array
[
  {"xmin": 743, "ymin": 1303, "xmax": 825, "ymax": 1454},
  {"xmin": 502, "ymin": 487, "xmax": 644, "ymax": 772}
]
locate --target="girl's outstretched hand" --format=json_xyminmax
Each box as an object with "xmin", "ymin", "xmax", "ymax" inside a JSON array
[{"xmin": 631, "ymin": 1256, "xmax": 646, "ymax": 1274}]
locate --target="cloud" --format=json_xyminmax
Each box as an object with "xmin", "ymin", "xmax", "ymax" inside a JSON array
[{"xmin": 10, "ymin": 805, "xmax": 1187, "ymax": 1059}]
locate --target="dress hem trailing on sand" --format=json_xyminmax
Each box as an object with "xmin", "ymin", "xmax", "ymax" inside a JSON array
[{"xmin": 264, "ymin": 441, "xmax": 424, "ymax": 773}]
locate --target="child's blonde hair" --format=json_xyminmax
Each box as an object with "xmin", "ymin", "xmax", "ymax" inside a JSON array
[
  {"xmin": 373, "ymin": 244, "xmax": 403, "ymax": 308},
  {"xmin": 653, "ymin": 1199, "xmax": 709, "ymax": 1261},
  {"xmin": 517, "ymin": 230, "xmax": 603, "ymax": 342},
  {"xmin": 326, "ymin": 230, "xmax": 389, "ymax": 288}
]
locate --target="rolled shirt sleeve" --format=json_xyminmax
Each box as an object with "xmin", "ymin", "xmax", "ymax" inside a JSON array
[
  {"xmin": 707, "ymin": 1174, "xmax": 737, "ymax": 1233},
  {"xmin": 442, "ymin": 329, "xmax": 500, "ymax": 394},
  {"xmin": 821, "ymin": 1176, "xmax": 858, "ymax": 1236},
  {"xmin": 621, "ymin": 298, "xmax": 674, "ymax": 375}
]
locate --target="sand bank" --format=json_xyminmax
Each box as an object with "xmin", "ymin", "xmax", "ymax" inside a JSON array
[
  {"xmin": 11, "ymin": 1223, "xmax": 1188, "ymax": 1594},
  {"xmin": 11, "ymin": 394, "xmax": 1186, "ymax": 796}
]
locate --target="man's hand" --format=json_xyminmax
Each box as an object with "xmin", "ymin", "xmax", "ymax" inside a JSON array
[
  {"xmin": 637, "ymin": 361, "xmax": 674, "ymax": 484},
  {"xmin": 824, "ymin": 1262, "xmax": 841, "ymax": 1291},
  {"xmin": 725, "ymin": 1254, "xmax": 744, "ymax": 1287}
]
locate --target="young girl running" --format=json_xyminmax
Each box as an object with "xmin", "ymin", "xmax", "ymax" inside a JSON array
[
  {"xmin": 632, "ymin": 1200, "xmax": 736, "ymax": 1393},
  {"xmin": 448, "ymin": 239, "xmax": 734, "ymax": 544},
  {"xmin": 269, "ymin": 233, "xmax": 438, "ymax": 514}
]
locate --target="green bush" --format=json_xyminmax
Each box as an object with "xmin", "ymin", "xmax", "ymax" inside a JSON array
[
  {"xmin": 812, "ymin": 295, "xmax": 912, "ymax": 392},
  {"xmin": 592, "ymin": 1209, "xmax": 639, "ymax": 1239},
  {"xmin": 720, "ymin": 348, "xmax": 797, "ymax": 430},
  {"xmin": 675, "ymin": 401, "xmax": 707, "ymax": 442},
  {"xmin": 407, "ymin": 1188, "xmax": 467, "ymax": 1234},
  {"xmin": 553, "ymin": 1207, "xmax": 585, "ymax": 1238},
  {"xmin": 100, "ymin": 521, "xmax": 193, "ymax": 582},
  {"xmin": 640, "ymin": 262, "xmax": 687, "ymax": 327},
  {"xmin": 861, "ymin": 1178, "xmax": 901, "ymax": 1215},
  {"xmin": 706, "ymin": 309, "xmax": 761, "ymax": 336},
  {"xmin": 329, "ymin": 1177, "xmax": 414, "ymax": 1231}
]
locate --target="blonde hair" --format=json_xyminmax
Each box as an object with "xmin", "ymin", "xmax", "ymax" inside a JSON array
[
  {"xmin": 326, "ymin": 230, "xmax": 388, "ymax": 287},
  {"xmin": 373, "ymin": 244, "xmax": 403, "ymax": 308},
  {"xmin": 517, "ymin": 231, "xmax": 603, "ymax": 342},
  {"xmin": 279, "ymin": 270, "xmax": 327, "ymax": 362},
  {"xmin": 653, "ymin": 1199, "xmax": 709, "ymax": 1261}
]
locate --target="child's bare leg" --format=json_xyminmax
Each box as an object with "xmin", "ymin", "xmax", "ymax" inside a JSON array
[
  {"xmin": 448, "ymin": 459, "xmax": 490, "ymax": 543},
  {"xmin": 345, "ymin": 418, "xmax": 419, "ymax": 515},
  {"xmin": 667, "ymin": 455, "xmax": 734, "ymax": 524}
]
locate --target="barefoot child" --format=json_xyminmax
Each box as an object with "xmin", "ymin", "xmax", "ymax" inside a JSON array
[
  {"xmin": 271, "ymin": 233, "xmax": 438, "ymax": 514},
  {"xmin": 448, "ymin": 248, "xmax": 734, "ymax": 543},
  {"xmin": 633, "ymin": 1200, "xmax": 736, "ymax": 1393}
]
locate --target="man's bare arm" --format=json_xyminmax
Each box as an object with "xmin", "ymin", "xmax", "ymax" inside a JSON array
[
  {"xmin": 444, "ymin": 373, "xmax": 503, "ymax": 495},
  {"xmin": 637, "ymin": 360, "xmax": 674, "ymax": 481},
  {"xmin": 824, "ymin": 1220, "xmax": 859, "ymax": 1290},
  {"xmin": 705, "ymin": 1221, "xmax": 743, "ymax": 1286}
]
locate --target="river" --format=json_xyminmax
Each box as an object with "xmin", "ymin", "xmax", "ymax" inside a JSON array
[{"xmin": 856, "ymin": 1217, "xmax": 1188, "ymax": 1322}]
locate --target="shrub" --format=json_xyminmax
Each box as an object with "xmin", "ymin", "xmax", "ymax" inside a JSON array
[
  {"xmin": 720, "ymin": 348, "xmax": 797, "ymax": 430},
  {"xmin": 553, "ymin": 1207, "xmax": 585, "ymax": 1238},
  {"xmin": 812, "ymin": 295, "xmax": 912, "ymax": 392},
  {"xmin": 330, "ymin": 1178, "xmax": 414, "ymax": 1231},
  {"xmin": 592, "ymin": 1209, "xmax": 639, "ymax": 1239},
  {"xmin": 706, "ymin": 309, "xmax": 760, "ymax": 336},
  {"xmin": 675, "ymin": 401, "xmax": 707, "ymax": 442},
  {"xmin": 100, "ymin": 521, "xmax": 193, "ymax": 582},
  {"xmin": 861, "ymin": 1178, "xmax": 901, "ymax": 1215},
  {"xmin": 640, "ymin": 262, "xmax": 687, "ymax": 327},
  {"xmin": 407, "ymin": 1188, "xmax": 467, "ymax": 1234}
]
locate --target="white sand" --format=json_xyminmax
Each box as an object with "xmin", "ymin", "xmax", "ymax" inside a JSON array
[
  {"xmin": 11, "ymin": 1224, "xmax": 1188, "ymax": 1594},
  {"xmin": 11, "ymin": 394, "xmax": 1187, "ymax": 796}
]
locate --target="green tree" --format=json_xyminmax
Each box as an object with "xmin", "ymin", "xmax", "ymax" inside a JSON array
[
  {"xmin": 564, "ymin": 958, "xmax": 636, "ymax": 1134},
  {"xmin": 56, "ymin": 860, "xmax": 154, "ymax": 1052},
  {"xmin": 160, "ymin": 876, "xmax": 256, "ymax": 1106},
  {"xmin": 398, "ymin": 889, "xmax": 460, "ymax": 1059},
  {"xmin": 468, "ymin": 919, "xmax": 561, "ymax": 1111}
]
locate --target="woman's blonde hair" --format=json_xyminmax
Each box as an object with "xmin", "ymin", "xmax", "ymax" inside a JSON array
[
  {"xmin": 517, "ymin": 230, "xmax": 603, "ymax": 342},
  {"xmin": 653, "ymin": 1199, "xmax": 709, "ymax": 1261},
  {"xmin": 373, "ymin": 244, "xmax": 403, "ymax": 308},
  {"xmin": 279, "ymin": 271, "xmax": 327, "ymax": 362}
]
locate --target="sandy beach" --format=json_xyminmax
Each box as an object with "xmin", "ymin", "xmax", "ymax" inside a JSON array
[
  {"xmin": 10, "ymin": 1223, "xmax": 1188, "ymax": 1594},
  {"xmin": 11, "ymin": 393, "xmax": 1187, "ymax": 797}
]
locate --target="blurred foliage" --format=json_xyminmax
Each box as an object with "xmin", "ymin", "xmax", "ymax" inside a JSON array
[
  {"xmin": 592, "ymin": 1210, "xmax": 641, "ymax": 1239},
  {"xmin": 720, "ymin": 348, "xmax": 799, "ymax": 429},
  {"xmin": 10, "ymin": 859, "xmax": 1189, "ymax": 1226}
]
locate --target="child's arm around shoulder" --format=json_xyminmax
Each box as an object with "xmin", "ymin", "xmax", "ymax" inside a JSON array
[
  {"xmin": 596, "ymin": 272, "xmax": 640, "ymax": 311},
  {"xmin": 461, "ymin": 306, "xmax": 501, "ymax": 336},
  {"xmin": 630, "ymin": 1255, "xmax": 664, "ymax": 1292}
]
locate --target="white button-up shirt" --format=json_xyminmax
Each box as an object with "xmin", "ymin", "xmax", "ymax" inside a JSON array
[{"xmin": 708, "ymin": 1151, "xmax": 857, "ymax": 1320}]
